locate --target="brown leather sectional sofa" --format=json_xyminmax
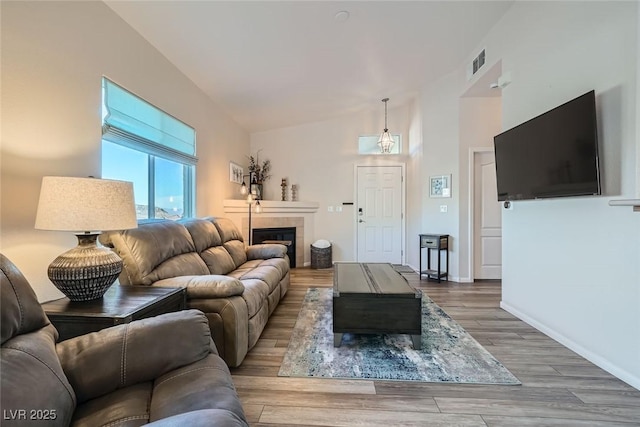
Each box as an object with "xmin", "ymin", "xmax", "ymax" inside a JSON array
[{"xmin": 100, "ymin": 217, "xmax": 290, "ymax": 367}]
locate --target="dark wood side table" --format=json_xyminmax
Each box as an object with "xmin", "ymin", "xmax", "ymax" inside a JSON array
[
  {"xmin": 419, "ymin": 234, "xmax": 449, "ymax": 282},
  {"xmin": 42, "ymin": 284, "xmax": 186, "ymax": 341}
]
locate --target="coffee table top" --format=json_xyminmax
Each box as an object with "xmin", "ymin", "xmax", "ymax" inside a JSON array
[{"xmin": 333, "ymin": 263, "xmax": 419, "ymax": 297}]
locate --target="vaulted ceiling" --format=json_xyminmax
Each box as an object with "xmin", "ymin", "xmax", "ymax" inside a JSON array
[{"xmin": 105, "ymin": 1, "xmax": 513, "ymax": 133}]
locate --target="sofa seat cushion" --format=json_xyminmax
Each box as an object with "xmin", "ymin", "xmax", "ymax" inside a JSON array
[
  {"xmin": 239, "ymin": 279, "xmax": 270, "ymax": 317},
  {"xmin": 229, "ymin": 258, "xmax": 290, "ymax": 294},
  {"xmin": 257, "ymin": 257, "xmax": 290, "ymax": 278},
  {"xmin": 153, "ymin": 275, "xmax": 244, "ymax": 299},
  {"xmin": 238, "ymin": 265, "xmax": 283, "ymax": 294},
  {"xmin": 226, "ymin": 260, "xmax": 262, "ymax": 279}
]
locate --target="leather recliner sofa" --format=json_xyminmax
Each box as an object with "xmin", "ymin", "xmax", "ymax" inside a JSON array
[
  {"xmin": 0, "ymin": 253, "xmax": 248, "ymax": 427},
  {"xmin": 100, "ymin": 217, "xmax": 290, "ymax": 367}
]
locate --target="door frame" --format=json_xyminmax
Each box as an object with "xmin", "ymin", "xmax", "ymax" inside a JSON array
[
  {"xmin": 467, "ymin": 147, "xmax": 499, "ymax": 281},
  {"xmin": 354, "ymin": 162, "xmax": 407, "ymax": 265}
]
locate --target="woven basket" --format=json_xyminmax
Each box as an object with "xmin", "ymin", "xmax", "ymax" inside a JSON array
[{"xmin": 310, "ymin": 244, "xmax": 332, "ymax": 269}]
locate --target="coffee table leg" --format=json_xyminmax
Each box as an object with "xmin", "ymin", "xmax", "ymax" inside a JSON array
[
  {"xmin": 411, "ymin": 334, "xmax": 421, "ymax": 350},
  {"xmin": 334, "ymin": 333, "xmax": 343, "ymax": 347}
]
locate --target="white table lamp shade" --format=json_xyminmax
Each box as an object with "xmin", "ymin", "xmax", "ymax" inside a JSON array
[{"xmin": 35, "ymin": 176, "xmax": 137, "ymax": 232}]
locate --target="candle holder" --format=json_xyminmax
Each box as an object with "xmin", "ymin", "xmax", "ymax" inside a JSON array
[{"xmin": 281, "ymin": 178, "xmax": 288, "ymax": 201}]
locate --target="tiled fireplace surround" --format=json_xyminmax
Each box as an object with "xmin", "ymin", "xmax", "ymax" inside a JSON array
[{"xmin": 222, "ymin": 200, "xmax": 319, "ymax": 267}]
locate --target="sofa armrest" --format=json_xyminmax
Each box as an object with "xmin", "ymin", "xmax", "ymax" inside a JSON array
[
  {"xmin": 56, "ymin": 310, "xmax": 212, "ymax": 404},
  {"xmin": 153, "ymin": 275, "xmax": 244, "ymax": 299},
  {"xmin": 246, "ymin": 244, "xmax": 287, "ymax": 260},
  {"xmin": 147, "ymin": 409, "xmax": 248, "ymax": 427}
]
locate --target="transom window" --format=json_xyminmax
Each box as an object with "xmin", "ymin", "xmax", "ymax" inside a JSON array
[
  {"xmin": 101, "ymin": 77, "xmax": 196, "ymax": 220},
  {"xmin": 358, "ymin": 134, "xmax": 402, "ymax": 155}
]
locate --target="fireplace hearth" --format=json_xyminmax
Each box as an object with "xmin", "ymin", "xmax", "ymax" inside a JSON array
[{"xmin": 252, "ymin": 227, "xmax": 297, "ymax": 268}]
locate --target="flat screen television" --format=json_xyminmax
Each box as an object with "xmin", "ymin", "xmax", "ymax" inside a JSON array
[{"xmin": 493, "ymin": 90, "xmax": 601, "ymax": 201}]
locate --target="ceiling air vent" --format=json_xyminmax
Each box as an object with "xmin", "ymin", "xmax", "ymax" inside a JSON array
[{"xmin": 472, "ymin": 49, "xmax": 486, "ymax": 75}]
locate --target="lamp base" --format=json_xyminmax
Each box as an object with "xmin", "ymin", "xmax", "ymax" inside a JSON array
[{"xmin": 48, "ymin": 233, "xmax": 123, "ymax": 301}]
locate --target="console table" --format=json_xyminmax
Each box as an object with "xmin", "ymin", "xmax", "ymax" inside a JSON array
[
  {"xmin": 419, "ymin": 234, "xmax": 449, "ymax": 282},
  {"xmin": 42, "ymin": 284, "xmax": 186, "ymax": 341}
]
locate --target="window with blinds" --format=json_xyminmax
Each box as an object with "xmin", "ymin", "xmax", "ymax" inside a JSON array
[{"xmin": 101, "ymin": 77, "xmax": 196, "ymax": 220}]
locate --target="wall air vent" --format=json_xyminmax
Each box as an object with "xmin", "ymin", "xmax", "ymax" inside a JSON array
[{"xmin": 472, "ymin": 49, "xmax": 486, "ymax": 75}]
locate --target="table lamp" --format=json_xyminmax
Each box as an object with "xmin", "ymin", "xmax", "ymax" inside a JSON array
[{"xmin": 35, "ymin": 176, "xmax": 137, "ymax": 301}]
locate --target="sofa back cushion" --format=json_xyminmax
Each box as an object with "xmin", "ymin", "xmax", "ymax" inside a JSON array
[
  {"xmin": 179, "ymin": 218, "xmax": 223, "ymax": 251},
  {"xmin": 57, "ymin": 310, "xmax": 212, "ymax": 404},
  {"xmin": 1, "ymin": 254, "xmax": 50, "ymax": 344},
  {"xmin": 212, "ymin": 218, "xmax": 248, "ymax": 268},
  {"xmin": 0, "ymin": 254, "xmax": 76, "ymax": 426},
  {"xmin": 200, "ymin": 247, "xmax": 237, "ymax": 275},
  {"xmin": 100, "ymin": 221, "xmax": 209, "ymax": 285},
  {"xmin": 180, "ymin": 218, "xmax": 236, "ymax": 275}
]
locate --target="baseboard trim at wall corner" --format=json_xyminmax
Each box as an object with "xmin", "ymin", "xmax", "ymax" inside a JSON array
[
  {"xmin": 500, "ymin": 300, "xmax": 640, "ymax": 391},
  {"xmin": 405, "ymin": 264, "xmax": 419, "ymax": 273}
]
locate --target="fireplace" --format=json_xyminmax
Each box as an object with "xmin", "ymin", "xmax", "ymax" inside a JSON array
[{"xmin": 252, "ymin": 227, "xmax": 297, "ymax": 268}]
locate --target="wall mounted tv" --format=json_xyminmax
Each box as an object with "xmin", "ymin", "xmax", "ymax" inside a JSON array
[{"xmin": 493, "ymin": 90, "xmax": 601, "ymax": 202}]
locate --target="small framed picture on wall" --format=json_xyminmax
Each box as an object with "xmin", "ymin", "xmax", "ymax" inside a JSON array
[
  {"xmin": 230, "ymin": 162, "xmax": 243, "ymax": 184},
  {"xmin": 430, "ymin": 175, "xmax": 451, "ymax": 198}
]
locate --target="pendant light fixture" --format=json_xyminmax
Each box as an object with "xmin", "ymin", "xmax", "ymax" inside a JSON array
[{"xmin": 378, "ymin": 97, "xmax": 394, "ymax": 154}]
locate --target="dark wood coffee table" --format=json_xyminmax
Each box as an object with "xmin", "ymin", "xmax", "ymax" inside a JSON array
[
  {"xmin": 332, "ymin": 262, "xmax": 422, "ymax": 349},
  {"xmin": 42, "ymin": 284, "xmax": 186, "ymax": 341}
]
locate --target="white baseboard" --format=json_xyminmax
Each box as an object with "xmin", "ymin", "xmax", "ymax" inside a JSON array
[
  {"xmin": 501, "ymin": 301, "xmax": 640, "ymax": 391},
  {"xmin": 405, "ymin": 263, "xmax": 419, "ymax": 272}
]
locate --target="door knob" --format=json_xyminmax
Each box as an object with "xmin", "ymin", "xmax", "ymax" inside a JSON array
[{"xmin": 358, "ymin": 219, "xmax": 365, "ymax": 223}]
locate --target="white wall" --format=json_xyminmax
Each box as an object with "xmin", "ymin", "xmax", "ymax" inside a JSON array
[
  {"xmin": 1, "ymin": 1, "xmax": 249, "ymax": 301},
  {"xmin": 476, "ymin": 2, "xmax": 639, "ymax": 389},
  {"xmin": 418, "ymin": 70, "xmax": 464, "ymax": 279},
  {"xmin": 250, "ymin": 103, "xmax": 414, "ymax": 263}
]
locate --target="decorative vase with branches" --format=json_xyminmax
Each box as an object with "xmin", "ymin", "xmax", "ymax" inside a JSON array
[{"xmin": 247, "ymin": 151, "xmax": 271, "ymax": 199}]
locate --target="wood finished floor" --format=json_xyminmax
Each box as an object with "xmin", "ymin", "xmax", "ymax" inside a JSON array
[{"xmin": 230, "ymin": 268, "xmax": 640, "ymax": 426}]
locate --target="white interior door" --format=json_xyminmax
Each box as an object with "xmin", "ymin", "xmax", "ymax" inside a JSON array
[
  {"xmin": 356, "ymin": 166, "xmax": 403, "ymax": 264},
  {"xmin": 474, "ymin": 152, "xmax": 502, "ymax": 279}
]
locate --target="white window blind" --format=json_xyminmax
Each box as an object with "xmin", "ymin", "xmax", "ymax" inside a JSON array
[{"xmin": 102, "ymin": 78, "xmax": 197, "ymax": 165}]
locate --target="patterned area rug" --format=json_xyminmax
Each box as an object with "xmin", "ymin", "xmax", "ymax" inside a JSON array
[{"xmin": 279, "ymin": 288, "xmax": 520, "ymax": 384}]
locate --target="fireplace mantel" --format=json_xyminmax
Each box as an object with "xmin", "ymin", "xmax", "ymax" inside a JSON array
[{"xmin": 223, "ymin": 199, "xmax": 319, "ymax": 214}]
